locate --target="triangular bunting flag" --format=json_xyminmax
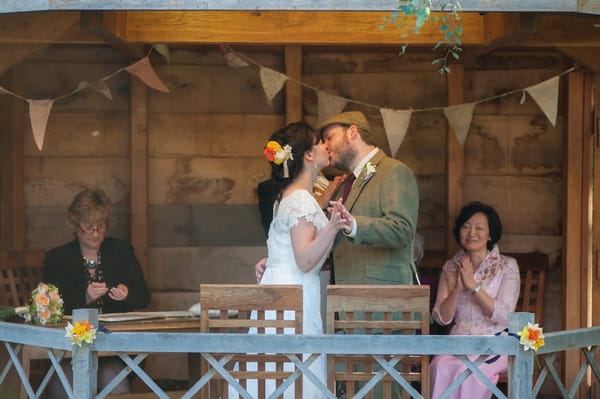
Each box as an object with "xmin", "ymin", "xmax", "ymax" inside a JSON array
[
  {"xmin": 525, "ymin": 76, "xmax": 559, "ymax": 127},
  {"xmin": 76, "ymin": 80, "xmax": 113, "ymax": 100},
  {"xmin": 259, "ymin": 66, "xmax": 288, "ymax": 106},
  {"xmin": 380, "ymin": 108, "xmax": 412, "ymax": 157},
  {"xmin": 153, "ymin": 44, "xmax": 171, "ymax": 64},
  {"xmin": 443, "ymin": 102, "xmax": 477, "ymax": 145},
  {"xmin": 125, "ymin": 56, "xmax": 170, "ymax": 93},
  {"xmin": 318, "ymin": 91, "xmax": 348, "ymax": 123},
  {"xmin": 0, "ymin": 86, "xmax": 9, "ymax": 95},
  {"xmin": 28, "ymin": 99, "xmax": 54, "ymax": 151}
]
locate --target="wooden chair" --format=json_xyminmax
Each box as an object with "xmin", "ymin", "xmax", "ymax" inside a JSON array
[
  {"xmin": 326, "ymin": 285, "xmax": 430, "ymax": 399},
  {"xmin": 0, "ymin": 249, "xmax": 46, "ymax": 399},
  {"xmin": 199, "ymin": 284, "xmax": 304, "ymax": 399},
  {"xmin": 0, "ymin": 249, "xmax": 45, "ymax": 307}
]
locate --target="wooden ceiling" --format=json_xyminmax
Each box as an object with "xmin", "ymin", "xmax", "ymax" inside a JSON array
[{"xmin": 0, "ymin": 10, "xmax": 599, "ymax": 73}]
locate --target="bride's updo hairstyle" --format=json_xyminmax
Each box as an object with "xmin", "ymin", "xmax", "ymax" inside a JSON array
[{"xmin": 264, "ymin": 121, "xmax": 320, "ymax": 200}]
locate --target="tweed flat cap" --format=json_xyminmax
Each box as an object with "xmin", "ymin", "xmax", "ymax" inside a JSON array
[{"xmin": 317, "ymin": 111, "xmax": 370, "ymax": 133}]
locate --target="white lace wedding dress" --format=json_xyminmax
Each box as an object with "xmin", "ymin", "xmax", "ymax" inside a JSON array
[{"xmin": 229, "ymin": 189, "xmax": 330, "ymax": 399}]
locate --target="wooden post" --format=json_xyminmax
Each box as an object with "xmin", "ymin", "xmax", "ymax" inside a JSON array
[
  {"xmin": 564, "ymin": 71, "xmax": 586, "ymax": 393},
  {"xmin": 445, "ymin": 64, "xmax": 465, "ymax": 258},
  {"xmin": 72, "ymin": 308, "xmax": 99, "ymax": 399},
  {"xmin": 0, "ymin": 66, "xmax": 25, "ymax": 250},
  {"xmin": 130, "ymin": 76, "xmax": 149, "ymax": 278},
  {"xmin": 285, "ymin": 45, "xmax": 302, "ymax": 124},
  {"xmin": 508, "ymin": 312, "xmax": 534, "ymax": 399}
]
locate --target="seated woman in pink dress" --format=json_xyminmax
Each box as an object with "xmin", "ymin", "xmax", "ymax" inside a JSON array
[{"xmin": 429, "ymin": 201, "xmax": 520, "ymax": 399}]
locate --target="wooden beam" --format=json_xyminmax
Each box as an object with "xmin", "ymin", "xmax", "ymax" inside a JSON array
[
  {"xmin": 558, "ymin": 47, "xmax": 600, "ymax": 76},
  {"xmin": 0, "ymin": 12, "xmax": 102, "ymax": 44},
  {"xmin": 130, "ymin": 76, "xmax": 149, "ymax": 279},
  {"xmin": 0, "ymin": 67, "xmax": 25, "ymax": 250},
  {"xmin": 103, "ymin": 11, "xmax": 488, "ymax": 45},
  {"xmin": 285, "ymin": 45, "xmax": 302, "ymax": 124},
  {"xmin": 80, "ymin": 11, "xmax": 144, "ymax": 59},
  {"xmin": 564, "ymin": 70, "xmax": 585, "ymax": 393},
  {"xmin": 445, "ymin": 64, "xmax": 464, "ymax": 258}
]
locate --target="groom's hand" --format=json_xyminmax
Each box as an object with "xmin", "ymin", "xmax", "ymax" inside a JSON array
[{"xmin": 255, "ymin": 257, "xmax": 267, "ymax": 282}]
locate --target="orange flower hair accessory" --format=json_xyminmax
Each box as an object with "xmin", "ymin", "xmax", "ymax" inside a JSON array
[
  {"xmin": 263, "ymin": 141, "xmax": 294, "ymax": 177},
  {"xmin": 517, "ymin": 322, "xmax": 545, "ymax": 351}
]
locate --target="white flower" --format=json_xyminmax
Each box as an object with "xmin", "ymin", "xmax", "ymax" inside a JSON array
[{"xmin": 363, "ymin": 161, "xmax": 377, "ymax": 181}]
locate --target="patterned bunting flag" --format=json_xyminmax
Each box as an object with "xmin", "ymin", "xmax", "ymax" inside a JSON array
[
  {"xmin": 259, "ymin": 66, "xmax": 288, "ymax": 106},
  {"xmin": 318, "ymin": 91, "xmax": 348, "ymax": 123}
]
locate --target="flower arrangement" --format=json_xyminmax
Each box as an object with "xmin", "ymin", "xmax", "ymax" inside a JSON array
[
  {"xmin": 0, "ymin": 282, "xmax": 64, "ymax": 325},
  {"xmin": 517, "ymin": 322, "xmax": 545, "ymax": 352},
  {"xmin": 363, "ymin": 161, "xmax": 377, "ymax": 182},
  {"xmin": 65, "ymin": 320, "xmax": 97, "ymax": 347},
  {"xmin": 263, "ymin": 140, "xmax": 294, "ymax": 177}
]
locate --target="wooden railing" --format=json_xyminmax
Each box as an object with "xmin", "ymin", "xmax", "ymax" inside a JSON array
[{"xmin": 1, "ymin": 310, "xmax": 599, "ymax": 399}]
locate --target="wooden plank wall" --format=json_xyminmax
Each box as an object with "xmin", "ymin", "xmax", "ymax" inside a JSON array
[{"xmin": 17, "ymin": 45, "xmax": 566, "ymax": 388}]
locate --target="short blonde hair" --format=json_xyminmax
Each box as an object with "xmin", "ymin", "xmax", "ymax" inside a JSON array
[{"xmin": 67, "ymin": 188, "xmax": 112, "ymax": 230}]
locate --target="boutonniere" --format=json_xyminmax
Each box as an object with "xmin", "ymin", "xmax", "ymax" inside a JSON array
[{"xmin": 363, "ymin": 161, "xmax": 377, "ymax": 182}]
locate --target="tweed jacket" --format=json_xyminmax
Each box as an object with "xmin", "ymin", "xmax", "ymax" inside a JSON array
[{"xmin": 332, "ymin": 149, "xmax": 419, "ymax": 285}]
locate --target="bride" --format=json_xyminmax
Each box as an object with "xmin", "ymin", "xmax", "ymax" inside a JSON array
[{"xmin": 230, "ymin": 121, "xmax": 351, "ymax": 399}]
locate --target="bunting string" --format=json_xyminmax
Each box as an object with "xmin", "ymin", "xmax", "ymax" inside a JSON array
[
  {"xmin": 0, "ymin": 42, "xmax": 579, "ymax": 154},
  {"xmin": 0, "ymin": 45, "xmax": 169, "ymax": 151},
  {"xmin": 229, "ymin": 46, "xmax": 578, "ymax": 156}
]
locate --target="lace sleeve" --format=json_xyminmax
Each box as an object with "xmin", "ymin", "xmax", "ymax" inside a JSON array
[{"xmin": 280, "ymin": 190, "xmax": 326, "ymax": 231}]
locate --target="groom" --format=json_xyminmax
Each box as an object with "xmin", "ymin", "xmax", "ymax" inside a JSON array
[
  {"xmin": 317, "ymin": 110, "xmax": 419, "ymax": 286},
  {"xmin": 256, "ymin": 110, "xmax": 419, "ymax": 286}
]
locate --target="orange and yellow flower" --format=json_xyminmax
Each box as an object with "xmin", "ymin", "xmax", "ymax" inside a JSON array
[
  {"xmin": 263, "ymin": 141, "xmax": 293, "ymax": 165},
  {"xmin": 65, "ymin": 320, "xmax": 97, "ymax": 347},
  {"xmin": 517, "ymin": 322, "xmax": 545, "ymax": 352}
]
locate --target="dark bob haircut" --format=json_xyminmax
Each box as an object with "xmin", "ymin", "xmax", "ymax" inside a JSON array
[{"xmin": 452, "ymin": 201, "xmax": 502, "ymax": 251}]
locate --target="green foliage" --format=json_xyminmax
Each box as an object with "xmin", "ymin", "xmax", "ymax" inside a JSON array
[{"xmin": 381, "ymin": 0, "xmax": 463, "ymax": 73}]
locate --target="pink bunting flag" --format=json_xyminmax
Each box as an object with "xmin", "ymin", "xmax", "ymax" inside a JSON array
[
  {"xmin": 125, "ymin": 56, "xmax": 170, "ymax": 93},
  {"xmin": 28, "ymin": 99, "xmax": 54, "ymax": 151}
]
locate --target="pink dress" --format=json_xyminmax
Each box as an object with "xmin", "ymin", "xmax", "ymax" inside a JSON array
[{"xmin": 429, "ymin": 245, "xmax": 520, "ymax": 399}]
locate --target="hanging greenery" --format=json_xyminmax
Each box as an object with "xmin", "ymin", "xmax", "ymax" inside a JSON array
[{"xmin": 381, "ymin": 0, "xmax": 463, "ymax": 73}]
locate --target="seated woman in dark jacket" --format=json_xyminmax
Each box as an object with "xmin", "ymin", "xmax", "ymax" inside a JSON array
[{"xmin": 43, "ymin": 188, "xmax": 150, "ymax": 397}]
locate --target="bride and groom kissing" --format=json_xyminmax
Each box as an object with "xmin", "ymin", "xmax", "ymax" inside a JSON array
[{"xmin": 249, "ymin": 111, "xmax": 419, "ymax": 398}]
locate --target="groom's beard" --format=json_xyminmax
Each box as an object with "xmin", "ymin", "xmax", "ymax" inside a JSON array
[{"xmin": 330, "ymin": 136, "xmax": 357, "ymax": 172}]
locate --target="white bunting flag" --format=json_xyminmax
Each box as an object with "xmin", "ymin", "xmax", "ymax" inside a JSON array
[
  {"xmin": 318, "ymin": 91, "xmax": 348, "ymax": 123},
  {"xmin": 380, "ymin": 108, "xmax": 412, "ymax": 157},
  {"xmin": 444, "ymin": 102, "xmax": 477, "ymax": 145},
  {"xmin": 153, "ymin": 44, "xmax": 171, "ymax": 64},
  {"xmin": 525, "ymin": 76, "xmax": 560, "ymax": 127},
  {"xmin": 259, "ymin": 66, "xmax": 288, "ymax": 106},
  {"xmin": 28, "ymin": 99, "xmax": 54, "ymax": 151}
]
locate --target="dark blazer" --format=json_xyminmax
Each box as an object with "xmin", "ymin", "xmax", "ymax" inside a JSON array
[
  {"xmin": 43, "ymin": 237, "xmax": 150, "ymax": 314},
  {"xmin": 333, "ymin": 150, "xmax": 419, "ymax": 285},
  {"xmin": 257, "ymin": 178, "xmax": 278, "ymax": 238}
]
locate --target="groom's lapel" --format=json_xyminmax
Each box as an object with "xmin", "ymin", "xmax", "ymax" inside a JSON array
[{"xmin": 345, "ymin": 150, "xmax": 385, "ymax": 211}]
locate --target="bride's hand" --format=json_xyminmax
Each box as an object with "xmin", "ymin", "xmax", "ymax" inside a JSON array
[{"xmin": 330, "ymin": 199, "xmax": 354, "ymax": 234}]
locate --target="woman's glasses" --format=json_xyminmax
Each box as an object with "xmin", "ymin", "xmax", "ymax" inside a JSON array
[{"xmin": 79, "ymin": 224, "xmax": 107, "ymax": 234}]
